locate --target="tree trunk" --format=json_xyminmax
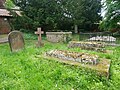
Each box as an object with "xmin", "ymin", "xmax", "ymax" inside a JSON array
[{"xmin": 74, "ymin": 24, "xmax": 78, "ymax": 34}]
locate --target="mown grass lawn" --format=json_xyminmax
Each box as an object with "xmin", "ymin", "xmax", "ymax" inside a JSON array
[{"xmin": 0, "ymin": 33, "xmax": 120, "ymax": 90}]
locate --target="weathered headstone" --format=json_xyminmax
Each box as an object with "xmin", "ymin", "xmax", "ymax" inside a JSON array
[
  {"xmin": 35, "ymin": 28, "xmax": 44, "ymax": 47},
  {"xmin": 8, "ymin": 31, "xmax": 25, "ymax": 52}
]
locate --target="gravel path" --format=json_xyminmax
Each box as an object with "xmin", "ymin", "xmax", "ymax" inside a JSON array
[{"xmin": 0, "ymin": 37, "xmax": 8, "ymax": 44}]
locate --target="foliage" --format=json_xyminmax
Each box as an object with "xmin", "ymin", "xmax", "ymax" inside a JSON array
[
  {"xmin": 68, "ymin": 0, "xmax": 102, "ymax": 26},
  {"xmin": 11, "ymin": 0, "xmax": 101, "ymax": 32},
  {"xmin": 100, "ymin": 0, "xmax": 120, "ymax": 31},
  {"xmin": 0, "ymin": 33, "xmax": 120, "ymax": 89},
  {"xmin": 5, "ymin": 0, "xmax": 15, "ymax": 9},
  {"xmin": 11, "ymin": 0, "xmax": 64, "ymax": 31},
  {"xmin": 23, "ymin": 32, "xmax": 38, "ymax": 40},
  {"xmin": 11, "ymin": 14, "xmax": 39, "ymax": 31}
]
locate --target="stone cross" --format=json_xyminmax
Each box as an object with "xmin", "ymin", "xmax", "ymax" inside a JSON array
[{"xmin": 35, "ymin": 28, "xmax": 44, "ymax": 47}]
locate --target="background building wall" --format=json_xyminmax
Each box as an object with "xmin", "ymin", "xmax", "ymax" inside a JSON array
[{"xmin": 0, "ymin": 17, "xmax": 11, "ymax": 34}]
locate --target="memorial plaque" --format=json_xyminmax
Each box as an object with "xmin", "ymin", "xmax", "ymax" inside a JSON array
[{"xmin": 8, "ymin": 31, "xmax": 25, "ymax": 52}]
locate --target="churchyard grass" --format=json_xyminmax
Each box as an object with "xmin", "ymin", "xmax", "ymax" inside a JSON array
[{"xmin": 0, "ymin": 33, "xmax": 120, "ymax": 90}]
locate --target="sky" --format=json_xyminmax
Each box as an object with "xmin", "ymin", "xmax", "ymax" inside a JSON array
[{"xmin": 101, "ymin": 0, "xmax": 106, "ymax": 17}]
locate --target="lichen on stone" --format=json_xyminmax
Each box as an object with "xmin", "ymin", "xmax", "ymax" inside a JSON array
[{"xmin": 46, "ymin": 50, "xmax": 99, "ymax": 65}]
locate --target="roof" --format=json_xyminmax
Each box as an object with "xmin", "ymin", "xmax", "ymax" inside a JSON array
[{"xmin": 0, "ymin": 9, "xmax": 12, "ymax": 17}]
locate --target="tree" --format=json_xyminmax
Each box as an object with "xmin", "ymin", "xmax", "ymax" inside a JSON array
[
  {"xmin": 11, "ymin": 0, "xmax": 64, "ymax": 31},
  {"xmin": 64, "ymin": 0, "xmax": 102, "ymax": 33},
  {"xmin": 100, "ymin": 0, "xmax": 120, "ymax": 31},
  {"xmin": 5, "ymin": 0, "xmax": 15, "ymax": 9},
  {"xmin": 11, "ymin": 0, "xmax": 101, "ymax": 32}
]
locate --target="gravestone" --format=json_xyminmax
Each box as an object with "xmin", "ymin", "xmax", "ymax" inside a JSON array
[
  {"xmin": 35, "ymin": 28, "xmax": 44, "ymax": 47},
  {"xmin": 8, "ymin": 31, "xmax": 25, "ymax": 52}
]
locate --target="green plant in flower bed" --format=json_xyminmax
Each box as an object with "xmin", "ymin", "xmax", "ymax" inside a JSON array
[{"xmin": 0, "ymin": 33, "xmax": 120, "ymax": 90}]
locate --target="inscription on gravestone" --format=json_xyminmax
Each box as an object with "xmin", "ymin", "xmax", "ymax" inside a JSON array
[{"xmin": 8, "ymin": 31, "xmax": 25, "ymax": 52}]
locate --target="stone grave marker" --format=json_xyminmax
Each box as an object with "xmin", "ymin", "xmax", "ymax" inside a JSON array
[
  {"xmin": 45, "ymin": 50, "xmax": 111, "ymax": 78},
  {"xmin": 46, "ymin": 32, "xmax": 72, "ymax": 43},
  {"xmin": 35, "ymin": 28, "xmax": 44, "ymax": 47},
  {"xmin": 8, "ymin": 31, "xmax": 25, "ymax": 52}
]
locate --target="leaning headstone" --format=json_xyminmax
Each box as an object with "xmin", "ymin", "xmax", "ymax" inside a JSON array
[{"xmin": 8, "ymin": 31, "xmax": 25, "ymax": 52}]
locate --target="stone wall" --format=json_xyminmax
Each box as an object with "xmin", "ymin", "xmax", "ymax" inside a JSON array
[{"xmin": 46, "ymin": 32, "xmax": 72, "ymax": 43}]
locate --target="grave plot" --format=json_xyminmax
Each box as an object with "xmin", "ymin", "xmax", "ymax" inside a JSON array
[
  {"xmin": 46, "ymin": 50, "xmax": 110, "ymax": 78},
  {"xmin": 88, "ymin": 36, "xmax": 118, "ymax": 46},
  {"xmin": 79, "ymin": 32, "xmax": 119, "ymax": 46},
  {"xmin": 46, "ymin": 32, "xmax": 72, "ymax": 43},
  {"xmin": 68, "ymin": 41, "xmax": 109, "ymax": 53},
  {"xmin": 73, "ymin": 32, "xmax": 119, "ymax": 52},
  {"xmin": 88, "ymin": 36, "xmax": 116, "ymax": 42}
]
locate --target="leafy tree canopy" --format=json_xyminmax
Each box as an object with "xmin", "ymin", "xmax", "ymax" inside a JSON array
[
  {"xmin": 5, "ymin": 0, "xmax": 15, "ymax": 9},
  {"xmin": 100, "ymin": 0, "xmax": 120, "ymax": 31},
  {"xmin": 11, "ymin": 0, "xmax": 101, "ymax": 32}
]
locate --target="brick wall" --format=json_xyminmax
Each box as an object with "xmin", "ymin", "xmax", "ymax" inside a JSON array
[
  {"xmin": 0, "ymin": 17, "xmax": 11, "ymax": 34},
  {"xmin": 0, "ymin": 0, "xmax": 6, "ymax": 8}
]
